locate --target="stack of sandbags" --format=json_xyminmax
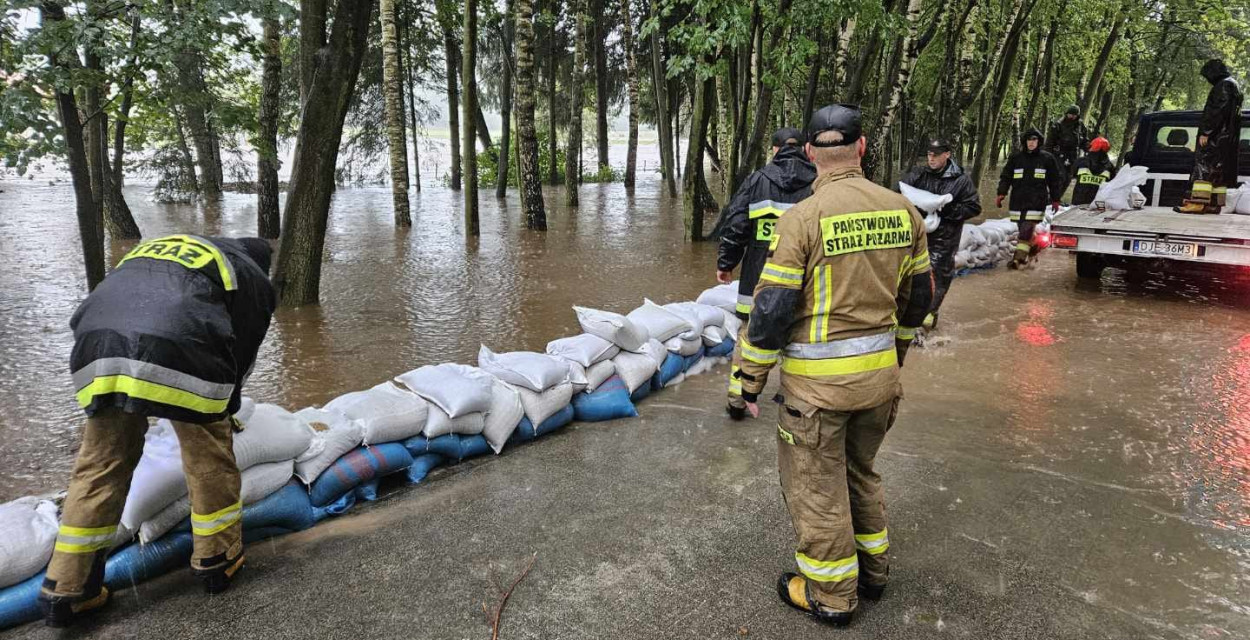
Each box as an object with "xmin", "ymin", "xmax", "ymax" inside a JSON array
[
  {"xmin": 396, "ymin": 365, "xmax": 493, "ymax": 439},
  {"xmin": 0, "ymin": 498, "xmax": 58, "ymax": 590},
  {"xmin": 627, "ymin": 299, "xmax": 695, "ymax": 348},
  {"xmin": 323, "ymin": 381, "xmax": 430, "ymax": 445},
  {"xmin": 477, "ymin": 347, "xmax": 573, "ymax": 439},
  {"xmin": 695, "ymin": 281, "xmax": 739, "ymax": 313},
  {"xmin": 953, "ymin": 218, "xmax": 1020, "ymax": 271},
  {"xmin": 546, "ymin": 333, "xmax": 619, "ymax": 393}
]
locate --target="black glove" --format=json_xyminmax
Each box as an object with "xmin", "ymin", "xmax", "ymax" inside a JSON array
[{"xmin": 896, "ymin": 339, "xmax": 912, "ymax": 367}]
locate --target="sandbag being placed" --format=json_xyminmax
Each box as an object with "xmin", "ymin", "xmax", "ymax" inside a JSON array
[
  {"xmin": 119, "ymin": 425, "xmax": 186, "ymax": 534},
  {"xmin": 324, "ymin": 381, "xmax": 430, "ymax": 444},
  {"xmin": 696, "ymin": 282, "xmax": 739, "ymax": 312},
  {"xmin": 899, "ymin": 181, "xmax": 954, "ymax": 214},
  {"xmin": 292, "ymin": 408, "xmax": 365, "ymax": 484},
  {"xmin": 138, "ymin": 459, "xmax": 295, "ymax": 544},
  {"xmin": 308, "ymin": 443, "xmax": 414, "ymax": 507},
  {"xmin": 395, "ymin": 364, "xmax": 493, "ymax": 418},
  {"xmin": 1094, "ymin": 164, "xmax": 1149, "ymax": 210},
  {"xmin": 517, "ymin": 382, "xmax": 574, "ymax": 427},
  {"xmin": 233, "ymin": 403, "xmax": 315, "ymax": 471},
  {"xmin": 571, "ymin": 375, "xmax": 638, "ymax": 422},
  {"xmin": 574, "ymin": 306, "xmax": 648, "ymax": 352},
  {"xmin": 627, "ymin": 299, "xmax": 694, "ymax": 342},
  {"xmin": 612, "ymin": 350, "xmax": 660, "ymax": 393},
  {"xmin": 423, "ymin": 406, "xmax": 486, "ymax": 438},
  {"xmin": 235, "ymin": 396, "xmax": 256, "ymax": 423},
  {"xmin": 0, "ymin": 498, "xmax": 58, "ymax": 589},
  {"xmin": 584, "ymin": 359, "xmax": 616, "ymax": 392},
  {"xmin": 545, "ymin": 333, "xmax": 620, "ymax": 367},
  {"xmin": 478, "ymin": 346, "xmax": 570, "ymax": 392}
]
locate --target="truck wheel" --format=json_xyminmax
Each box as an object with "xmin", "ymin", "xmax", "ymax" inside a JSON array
[{"xmin": 1076, "ymin": 253, "xmax": 1105, "ymax": 279}]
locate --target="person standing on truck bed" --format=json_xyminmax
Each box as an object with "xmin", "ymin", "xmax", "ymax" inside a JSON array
[
  {"xmin": 712, "ymin": 127, "xmax": 816, "ymax": 421},
  {"xmin": 1071, "ymin": 136, "xmax": 1117, "ymax": 206},
  {"xmin": 1176, "ymin": 59, "xmax": 1243, "ymax": 215},
  {"xmin": 997, "ymin": 128, "xmax": 1064, "ymax": 269},
  {"xmin": 1046, "ymin": 105, "xmax": 1088, "ymax": 188}
]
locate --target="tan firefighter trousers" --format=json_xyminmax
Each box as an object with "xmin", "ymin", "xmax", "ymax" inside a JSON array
[
  {"xmin": 43, "ymin": 408, "xmax": 243, "ymax": 597},
  {"xmin": 776, "ymin": 396, "xmax": 897, "ymax": 612}
]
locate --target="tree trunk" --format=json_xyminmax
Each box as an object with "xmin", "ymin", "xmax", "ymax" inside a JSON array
[
  {"xmin": 866, "ymin": 0, "xmax": 923, "ymax": 181},
  {"xmin": 41, "ymin": 1, "xmax": 105, "ymax": 291},
  {"xmin": 801, "ymin": 31, "xmax": 824, "ymax": 130},
  {"xmin": 170, "ymin": 14, "xmax": 224, "ymax": 199},
  {"xmin": 475, "ymin": 103, "xmax": 493, "ymax": 150},
  {"xmin": 443, "ymin": 27, "xmax": 462, "ymax": 190},
  {"xmin": 546, "ymin": 0, "xmax": 559, "ymax": 185},
  {"xmin": 82, "ymin": 0, "xmax": 140, "ymax": 240},
  {"xmin": 833, "ymin": 17, "xmax": 856, "ymax": 90},
  {"xmin": 464, "ymin": 0, "xmax": 481, "ymax": 234},
  {"xmin": 564, "ymin": 0, "xmax": 587, "ymax": 206},
  {"xmin": 1023, "ymin": 18, "xmax": 1056, "ymax": 130},
  {"xmin": 971, "ymin": 0, "xmax": 1033, "ymax": 186},
  {"xmin": 171, "ymin": 105, "xmax": 199, "ymax": 192},
  {"xmin": 1079, "ymin": 2, "xmax": 1126, "ymax": 121},
  {"xmin": 738, "ymin": 0, "xmax": 795, "ymax": 183},
  {"xmin": 683, "ymin": 73, "xmax": 716, "ymax": 241},
  {"xmin": 402, "ymin": 8, "xmax": 422, "ymax": 192},
  {"xmin": 516, "ymin": 0, "xmax": 547, "ymax": 228},
  {"xmin": 649, "ymin": 0, "xmax": 677, "ymax": 197},
  {"xmin": 299, "ymin": 0, "xmax": 327, "ymax": 107},
  {"xmin": 273, "ymin": 0, "xmax": 376, "ymax": 307},
  {"xmin": 620, "ymin": 0, "xmax": 639, "ymax": 190},
  {"xmin": 380, "ymin": 0, "xmax": 411, "ymax": 226},
  {"xmin": 496, "ymin": 0, "xmax": 515, "ymax": 198},
  {"xmin": 593, "ymin": 0, "xmax": 609, "ymax": 172},
  {"xmin": 112, "ymin": 9, "xmax": 141, "ymax": 189},
  {"xmin": 257, "ymin": 14, "xmax": 283, "ymax": 239}
]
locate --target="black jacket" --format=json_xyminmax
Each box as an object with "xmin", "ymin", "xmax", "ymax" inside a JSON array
[
  {"xmin": 998, "ymin": 130, "xmax": 1065, "ymax": 216},
  {"xmin": 714, "ymin": 146, "xmax": 815, "ymax": 314},
  {"xmin": 1046, "ymin": 117, "xmax": 1088, "ymax": 162},
  {"xmin": 1196, "ymin": 60, "xmax": 1244, "ymax": 186},
  {"xmin": 1071, "ymin": 152, "xmax": 1117, "ymax": 206},
  {"xmin": 71, "ymin": 235, "xmax": 276, "ymax": 424},
  {"xmin": 901, "ymin": 158, "xmax": 980, "ymax": 255}
]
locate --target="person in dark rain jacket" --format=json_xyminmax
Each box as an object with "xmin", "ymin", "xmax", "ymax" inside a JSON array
[{"xmin": 997, "ymin": 129, "xmax": 1064, "ymax": 269}]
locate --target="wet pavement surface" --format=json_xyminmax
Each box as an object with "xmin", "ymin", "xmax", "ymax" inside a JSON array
[{"xmin": 1, "ymin": 178, "xmax": 1249, "ymax": 638}]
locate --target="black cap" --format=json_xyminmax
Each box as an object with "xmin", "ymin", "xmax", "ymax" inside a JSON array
[
  {"xmin": 238, "ymin": 237, "xmax": 273, "ymax": 276},
  {"xmin": 926, "ymin": 138, "xmax": 952, "ymax": 153},
  {"xmin": 772, "ymin": 128, "xmax": 804, "ymax": 147},
  {"xmin": 806, "ymin": 104, "xmax": 862, "ymax": 147},
  {"xmin": 1066, "ymin": 105, "xmax": 1080, "ymax": 116}
]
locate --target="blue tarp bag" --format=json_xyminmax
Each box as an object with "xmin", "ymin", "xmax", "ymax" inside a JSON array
[
  {"xmin": 0, "ymin": 572, "xmax": 42, "ymax": 630},
  {"xmin": 654, "ymin": 352, "xmax": 684, "ymax": 389},
  {"xmin": 354, "ymin": 479, "xmax": 380, "ymax": 502},
  {"xmin": 631, "ymin": 380, "xmax": 652, "ymax": 403},
  {"xmin": 572, "ymin": 375, "xmax": 638, "ymax": 422},
  {"xmin": 308, "ymin": 443, "xmax": 413, "ymax": 507},
  {"xmin": 312, "ymin": 490, "xmax": 357, "ymax": 522},
  {"xmin": 105, "ymin": 532, "xmax": 193, "ymax": 590},
  {"xmin": 404, "ymin": 434, "xmax": 490, "ymax": 463},
  {"xmin": 682, "ymin": 347, "xmax": 705, "ymax": 372},
  {"xmin": 706, "ymin": 338, "xmax": 735, "ymax": 358},
  {"xmin": 511, "ymin": 405, "xmax": 575, "ymax": 442},
  {"xmin": 244, "ymin": 482, "xmax": 316, "ymax": 532},
  {"xmin": 406, "ymin": 453, "xmax": 445, "ymax": 484}
]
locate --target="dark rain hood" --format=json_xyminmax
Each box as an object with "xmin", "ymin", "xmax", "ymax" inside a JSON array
[
  {"xmin": 1202, "ymin": 59, "xmax": 1231, "ymax": 85},
  {"xmin": 1022, "ymin": 127, "xmax": 1044, "ymax": 151},
  {"xmin": 759, "ymin": 145, "xmax": 817, "ymax": 192}
]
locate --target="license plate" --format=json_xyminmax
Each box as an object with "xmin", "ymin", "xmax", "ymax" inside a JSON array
[{"xmin": 1131, "ymin": 240, "xmax": 1197, "ymax": 257}]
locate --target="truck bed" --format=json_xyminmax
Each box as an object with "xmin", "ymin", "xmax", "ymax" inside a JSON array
[{"xmin": 1052, "ymin": 206, "xmax": 1250, "ymax": 242}]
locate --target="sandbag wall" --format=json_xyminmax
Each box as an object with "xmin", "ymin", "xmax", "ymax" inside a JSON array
[{"xmin": 0, "ymin": 291, "xmax": 744, "ymax": 630}]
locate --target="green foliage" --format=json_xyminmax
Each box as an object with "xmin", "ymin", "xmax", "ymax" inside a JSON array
[{"xmin": 474, "ymin": 130, "xmax": 568, "ymax": 187}]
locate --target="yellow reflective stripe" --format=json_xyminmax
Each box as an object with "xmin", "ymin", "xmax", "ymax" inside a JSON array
[
  {"xmin": 1016, "ymin": 242, "xmax": 1031, "ymax": 251},
  {"xmin": 55, "ymin": 540, "xmax": 113, "ymax": 554},
  {"xmin": 777, "ymin": 425, "xmax": 795, "ymax": 445},
  {"xmin": 896, "ymin": 326, "xmax": 917, "ymax": 340},
  {"xmin": 191, "ymin": 500, "xmax": 242, "ymax": 536},
  {"xmin": 1213, "ymin": 186, "xmax": 1228, "ymax": 195},
  {"xmin": 735, "ymin": 302, "xmax": 752, "ymax": 314},
  {"xmin": 855, "ymin": 528, "xmax": 890, "ymax": 555},
  {"xmin": 728, "ymin": 365, "xmax": 742, "ymax": 395},
  {"xmin": 795, "ymin": 552, "xmax": 859, "ymax": 583},
  {"xmin": 909, "ymin": 250, "xmax": 930, "ymax": 274},
  {"xmin": 54, "ymin": 524, "xmax": 118, "ymax": 554},
  {"xmin": 59, "ymin": 524, "xmax": 116, "ymax": 537},
  {"xmin": 1192, "ymin": 182, "xmax": 1213, "ymax": 192},
  {"xmin": 760, "ymin": 262, "xmax": 804, "ymax": 286},
  {"xmin": 809, "ymin": 265, "xmax": 833, "ymax": 343},
  {"xmin": 780, "ymin": 349, "xmax": 897, "ymax": 377},
  {"xmin": 740, "ymin": 339, "xmax": 779, "ymax": 365},
  {"xmin": 76, "ymin": 375, "xmax": 230, "ymax": 415},
  {"xmin": 747, "ymin": 200, "xmax": 795, "ymax": 219}
]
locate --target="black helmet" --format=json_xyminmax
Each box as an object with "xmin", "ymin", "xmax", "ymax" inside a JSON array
[{"xmin": 806, "ymin": 104, "xmax": 862, "ymax": 147}]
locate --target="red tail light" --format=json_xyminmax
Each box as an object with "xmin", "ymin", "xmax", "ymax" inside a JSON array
[
  {"xmin": 1035, "ymin": 232, "xmax": 1052, "ymax": 248},
  {"xmin": 1052, "ymin": 233, "xmax": 1078, "ymax": 249}
]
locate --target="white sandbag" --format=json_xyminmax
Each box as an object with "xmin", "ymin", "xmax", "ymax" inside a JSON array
[
  {"xmin": 584, "ymin": 360, "xmax": 616, "ymax": 392},
  {"xmin": 235, "ymin": 396, "xmax": 256, "ymax": 423},
  {"xmin": 292, "ymin": 408, "xmax": 365, "ymax": 484},
  {"xmin": 611, "ymin": 350, "xmax": 658, "ymax": 393},
  {"xmin": 395, "ymin": 364, "xmax": 493, "ymax": 418},
  {"xmin": 627, "ymin": 299, "xmax": 694, "ymax": 342},
  {"xmin": 661, "ymin": 302, "xmax": 709, "ymax": 340},
  {"xmin": 924, "ymin": 212, "xmax": 940, "ymax": 233},
  {"xmin": 480, "ymin": 378, "xmax": 524, "ymax": 453},
  {"xmin": 1235, "ymin": 183, "xmax": 1250, "ymax": 215},
  {"xmin": 1094, "ymin": 164, "xmax": 1149, "ymax": 210},
  {"xmin": 720, "ymin": 309, "xmax": 743, "ymax": 340},
  {"xmin": 119, "ymin": 426, "xmax": 186, "ymax": 533},
  {"xmin": 478, "ymin": 345, "xmax": 570, "ymax": 392},
  {"xmin": 638, "ymin": 338, "xmax": 670, "ymax": 368},
  {"xmin": 325, "ymin": 381, "xmax": 430, "ymax": 444},
  {"xmin": 517, "ymin": 382, "xmax": 574, "ymax": 426},
  {"xmin": 696, "ymin": 282, "xmax": 739, "ymax": 312},
  {"xmin": 899, "ymin": 181, "xmax": 954, "ymax": 214},
  {"xmin": 566, "ymin": 361, "xmax": 589, "ymax": 393},
  {"xmin": 574, "ymin": 306, "xmax": 649, "ymax": 352},
  {"xmin": 545, "ymin": 333, "xmax": 620, "ymax": 367},
  {"xmin": 664, "ymin": 335, "xmax": 703, "ymax": 356},
  {"xmin": 424, "ymin": 406, "xmax": 486, "ymax": 438},
  {"xmin": 0, "ymin": 498, "xmax": 59, "ymax": 589},
  {"xmin": 139, "ymin": 459, "xmax": 295, "ymax": 544},
  {"xmin": 702, "ymin": 325, "xmax": 729, "ymax": 346},
  {"xmin": 233, "ymin": 403, "xmax": 315, "ymax": 471}
]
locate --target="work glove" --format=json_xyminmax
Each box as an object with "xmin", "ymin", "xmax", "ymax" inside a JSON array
[
  {"xmin": 896, "ymin": 338, "xmax": 911, "ymax": 367},
  {"xmin": 995, "ymin": 195, "xmax": 1005, "ymax": 208},
  {"xmin": 1052, "ymin": 201, "xmax": 1061, "ymax": 213}
]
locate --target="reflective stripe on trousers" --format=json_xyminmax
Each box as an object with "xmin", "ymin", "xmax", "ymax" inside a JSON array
[
  {"xmin": 191, "ymin": 500, "xmax": 243, "ymax": 537},
  {"xmin": 54, "ymin": 524, "xmax": 117, "ymax": 554},
  {"xmin": 854, "ymin": 528, "xmax": 889, "ymax": 555},
  {"xmin": 796, "ymin": 552, "xmax": 859, "ymax": 583},
  {"xmin": 736, "ymin": 294, "xmax": 752, "ymax": 315}
]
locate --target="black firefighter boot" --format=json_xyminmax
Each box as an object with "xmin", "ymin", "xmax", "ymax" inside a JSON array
[
  {"xmin": 38, "ymin": 552, "xmax": 111, "ymax": 628},
  {"xmin": 193, "ymin": 549, "xmax": 246, "ymax": 595},
  {"xmin": 776, "ymin": 573, "xmax": 854, "ymax": 627}
]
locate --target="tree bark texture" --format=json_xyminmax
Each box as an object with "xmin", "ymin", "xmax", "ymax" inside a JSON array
[
  {"xmin": 273, "ymin": 0, "xmax": 376, "ymax": 306},
  {"xmin": 464, "ymin": 0, "xmax": 481, "ymax": 234},
  {"xmin": 172, "ymin": 105, "xmax": 199, "ymax": 192},
  {"xmin": 112, "ymin": 9, "xmax": 141, "ymax": 189},
  {"xmin": 401, "ymin": 9, "xmax": 422, "ymax": 191},
  {"xmin": 439, "ymin": 1, "xmax": 462, "ymax": 190},
  {"xmin": 738, "ymin": 0, "xmax": 795, "ymax": 183},
  {"xmin": 593, "ymin": 0, "xmax": 609, "ymax": 172},
  {"xmin": 564, "ymin": 0, "xmax": 587, "ymax": 206},
  {"xmin": 496, "ymin": 0, "xmax": 515, "ymax": 198},
  {"xmin": 1078, "ymin": 2, "xmax": 1126, "ymax": 121},
  {"xmin": 258, "ymin": 15, "xmax": 283, "ymax": 239},
  {"xmin": 682, "ymin": 74, "xmax": 716, "ymax": 242},
  {"xmin": 380, "ymin": 0, "xmax": 412, "ymax": 226},
  {"xmin": 173, "ymin": 37, "xmax": 224, "ymax": 198},
  {"xmin": 516, "ymin": 0, "xmax": 547, "ymax": 228},
  {"xmin": 620, "ymin": 0, "xmax": 640, "ymax": 190},
  {"xmin": 649, "ymin": 0, "xmax": 677, "ymax": 197},
  {"xmin": 299, "ymin": 0, "xmax": 327, "ymax": 108},
  {"xmin": 971, "ymin": 0, "xmax": 1033, "ymax": 186},
  {"xmin": 866, "ymin": 0, "xmax": 924, "ymax": 181},
  {"xmin": 546, "ymin": 0, "xmax": 558, "ymax": 184}
]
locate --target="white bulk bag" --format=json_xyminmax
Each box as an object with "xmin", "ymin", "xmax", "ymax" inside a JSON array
[
  {"xmin": 0, "ymin": 498, "xmax": 59, "ymax": 589},
  {"xmin": 235, "ymin": 397, "xmax": 256, "ymax": 423},
  {"xmin": 545, "ymin": 333, "xmax": 620, "ymax": 367},
  {"xmin": 899, "ymin": 181, "xmax": 954, "ymax": 214},
  {"xmin": 1094, "ymin": 164, "xmax": 1149, "ymax": 210},
  {"xmin": 574, "ymin": 306, "xmax": 649, "ymax": 352},
  {"xmin": 626, "ymin": 299, "xmax": 694, "ymax": 342},
  {"xmin": 478, "ymin": 346, "xmax": 571, "ymax": 392},
  {"xmin": 292, "ymin": 408, "xmax": 365, "ymax": 484},
  {"xmin": 395, "ymin": 364, "xmax": 493, "ymax": 418},
  {"xmin": 517, "ymin": 382, "xmax": 574, "ymax": 426},
  {"xmin": 119, "ymin": 425, "xmax": 186, "ymax": 533},
  {"xmin": 233, "ymin": 403, "xmax": 315, "ymax": 471},
  {"xmin": 325, "ymin": 381, "xmax": 430, "ymax": 444},
  {"xmin": 696, "ymin": 282, "xmax": 739, "ymax": 312}
]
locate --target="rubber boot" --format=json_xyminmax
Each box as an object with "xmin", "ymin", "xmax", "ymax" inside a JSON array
[
  {"xmin": 1176, "ymin": 183, "xmax": 1214, "ymax": 214},
  {"xmin": 776, "ymin": 573, "xmax": 853, "ymax": 627},
  {"xmin": 1214, "ymin": 191, "xmax": 1228, "ymax": 214},
  {"xmin": 38, "ymin": 553, "xmax": 110, "ymax": 628},
  {"xmin": 193, "ymin": 551, "xmax": 245, "ymax": 595}
]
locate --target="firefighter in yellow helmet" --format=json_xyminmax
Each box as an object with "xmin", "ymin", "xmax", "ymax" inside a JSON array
[{"xmin": 735, "ymin": 104, "xmax": 932, "ymax": 626}]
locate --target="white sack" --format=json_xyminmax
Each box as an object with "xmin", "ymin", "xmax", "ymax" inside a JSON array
[
  {"xmin": 696, "ymin": 282, "xmax": 739, "ymax": 312},
  {"xmin": 611, "ymin": 350, "xmax": 659, "ymax": 393},
  {"xmin": 899, "ymin": 181, "xmax": 954, "ymax": 214},
  {"xmin": 720, "ymin": 309, "xmax": 743, "ymax": 340},
  {"xmin": 478, "ymin": 346, "xmax": 570, "ymax": 392},
  {"xmin": 584, "ymin": 360, "xmax": 616, "ymax": 392},
  {"xmin": 574, "ymin": 306, "xmax": 649, "ymax": 352},
  {"xmin": 627, "ymin": 299, "xmax": 694, "ymax": 342},
  {"xmin": 479, "ymin": 378, "xmax": 524, "ymax": 453},
  {"xmin": 235, "ymin": 397, "xmax": 256, "ymax": 423},
  {"xmin": 325, "ymin": 381, "xmax": 430, "ymax": 444},
  {"xmin": 924, "ymin": 212, "xmax": 940, "ymax": 233},
  {"xmin": 638, "ymin": 339, "xmax": 670, "ymax": 368},
  {"xmin": 139, "ymin": 459, "xmax": 295, "ymax": 544},
  {"xmin": 702, "ymin": 325, "xmax": 729, "ymax": 346},
  {"xmin": 566, "ymin": 361, "xmax": 589, "ymax": 393},
  {"xmin": 395, "ymin": 364, "xmax": 493, "ymax": 418},
  {"xmin": 234, "ymin": 403, "xmax": 315, "ymax": 471},
  {"xmin": 669, "ymin": 301, "xmax": 724, "ymax": 329},
  {"xmin": 1235, "ymin": 183, "xmax": 1250, "ymax": 215},
  {"xmin": 545, "ymin": 333, "xmax": 620, "ymax": 367},
  {"xmin": 424, "ymin": 406, "xmax": 486, "ymax": 438},
  {"xmin": 292, "ymin": 408, "xmax": 365, "ymax": 484},
  {"xmin": 517, "ymin": 382, "xmax": 574, "ymax": 426},
  {"xmin": 0, "ymin": 498, "xmax": 59, "ymax": 589},
  {"xmin": 664, "ymin": 335, "xmax": 703, "ymax": 356},
  {"xmin": 119, "ymin": 426, "xmax": 186, "ymax": 533},
  {"xmin": 1094, "ymin": 164, "xmax": 1149, "ymax": 210}
]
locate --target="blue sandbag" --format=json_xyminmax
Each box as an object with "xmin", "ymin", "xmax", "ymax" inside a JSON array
[
  {"xmin": 572, "ymin": 375, "xmax": 638, "ymax": 422},
  {"xmin": 404, "ymin": 434, "xmax": 490, "ymax": 463},
  {"xmin": 631, "ymin": 380, "xmax": 652, "ymax": 403},
  {"xmin": 655, "ymin": 352, "xmax": 684, "ymax": 388},
  {"xmin": 312, "ymin": 490, "xmax": 357, "ymax": 522},
  {"xmin": 683, "ymin": 347, "xmax": 705, "ymax": 372},
  {"xmin": 458, "ymin": 434, "xmax": 491, "ymax": 459},
  {"xmin": 105, "ymin": 531, "xmax": 194, "ymax": 591},
  {"xmin": 706, "ymin": 338, "xmax": 735, "ymax": 358},
  {"xmin": 308, "ymin": 443, "xmax": 413, "ymax": 507},
  {"xmin": 406, "ymin": 453, "xmax": 445, "ymax": 484},
  {"xmin": 354, "ymin": 479, "xmax": 380, "ymax": 502},
  {"xmin": 243, "ymin": 482, "xmax": 316, "ymax": 533},
  {"xmin": 508, "ymin": 419, "xmax": 536, "ymax": 444},
  {"xmin": 0, "ymin": 571, "xmax": 43, "ymax": 630},
  {"xmin": 512, "ymin": 405, "xmax": 575, "ymax": 441}
]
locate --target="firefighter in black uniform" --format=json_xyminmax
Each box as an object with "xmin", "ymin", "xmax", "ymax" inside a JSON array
[
  {"xmin": 39, "ymin": 235, "xmax": 276, "ymax": 627},
  {"xmin": 997, "ymin": 129, "xmax": 1065, "ymax": 269},
  {"xmin": 1071, "ymin": 136, "xmax": 1117, "ymax": 206},
  {"xmin": 712, "ymin": 128, "xmax": 816, "ymax": 419},
  {"xmin": 1176, "ymin": 59, "xmax": 1244, "ymax": 214},
  {"xmin": 1046, "ymin": 105, "xmax": 1089, "ymax": 186}
]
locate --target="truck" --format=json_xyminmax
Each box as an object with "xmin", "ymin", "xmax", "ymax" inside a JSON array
[{"xmin": 1049, "ymin": 109, "xmax": 1250, "ymax": 279}]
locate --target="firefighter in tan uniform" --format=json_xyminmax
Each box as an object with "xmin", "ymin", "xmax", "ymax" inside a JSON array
[{"xmin": 735, "ymin": 104, "xmax": 932, "ymax": 626}]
